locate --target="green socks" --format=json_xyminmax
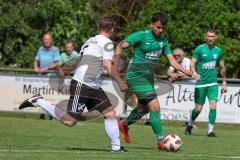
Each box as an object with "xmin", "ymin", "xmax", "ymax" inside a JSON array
[
  {"xmin": 149, "ymin": 111, "xmax": 164, "ymax": 141},
  {"xmin": 191, "ymin": 109, "xmax": 200, "ymax": 121},
  {"xmin": 209, "ymin": 109, "xmax": 216, "ymax": 125},
  {"xmin": 124, "ymin": 107, "xmax": 145, "ymax": 126}
]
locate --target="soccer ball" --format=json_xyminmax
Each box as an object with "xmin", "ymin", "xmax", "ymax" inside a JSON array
[{"xmin": 164, "ymin": 134, "xmax": 182, "ymax": 152}]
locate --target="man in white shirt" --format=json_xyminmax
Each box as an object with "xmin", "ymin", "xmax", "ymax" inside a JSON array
[
  {"xmin": 167, "ymin": 48, "xmax": 191, "ymax": 81},
  {"xmin": 19, "ymin": 16, "xmax": 128, "ymax": 152}
]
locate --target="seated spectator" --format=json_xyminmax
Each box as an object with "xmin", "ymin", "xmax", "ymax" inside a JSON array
[
  {"xmin": 167, "ymin": 48, "xmax": 190, "ymax": 81},
  {"xmin": 34, "ymin": 32, "xmax": 60, "ymax": 77},
  {"xmin": 58, "ymin": 40, "xmax": 78, "ymax": 77}
]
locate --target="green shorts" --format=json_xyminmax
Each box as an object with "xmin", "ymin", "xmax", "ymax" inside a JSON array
[
  {"xmin": 194, "ymin": 85, "xmax": 218, "ymax": 105},
  {"xmin": 126, "ymin": 72, "xmax": 157, "ymax": 100}
]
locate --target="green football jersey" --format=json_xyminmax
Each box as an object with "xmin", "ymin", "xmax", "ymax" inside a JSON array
[
  {"xmin": 125, "ymin": 29, "xmax": 172, "ymax": 78},
  {"xmin": 193, "ymin": 43, "xmax": 223, "ymax": 87}
]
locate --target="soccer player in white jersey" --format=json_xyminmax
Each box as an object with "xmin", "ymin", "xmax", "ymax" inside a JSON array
[
  {"xmin": 167, "ymin": 48, "xmax": 191, "ymax": 81},
  {"xmin": 19, "ymin": 16, "xmax": 128, "ymax": 152}
]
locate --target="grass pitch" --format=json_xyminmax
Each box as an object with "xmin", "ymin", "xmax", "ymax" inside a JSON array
[{"xmin": 0, "ymin": 115, "xmax": 240, "ymax": 160}]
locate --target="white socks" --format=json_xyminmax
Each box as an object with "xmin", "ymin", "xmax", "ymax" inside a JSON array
[
  {"xmin": 35, "ymin": 99, "xmax": 65, "ymax": 120},
  {"xmin": 104, "ymin": 119, "xmax": 121, "ymax": 151},
  {"xmin": 208, "ymin": 123, "xmax": 214, "ymax": 134}
]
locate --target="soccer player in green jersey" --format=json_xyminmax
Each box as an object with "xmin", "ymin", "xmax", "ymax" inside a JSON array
[
  {"xmin": 185, "ymin": 29, "xmax": 227, "ymax": 137},
  {"xmin": 114, "ymin": 12, "xmax": 192, "ymax": 150}
]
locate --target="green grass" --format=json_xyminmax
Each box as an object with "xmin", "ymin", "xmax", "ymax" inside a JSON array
[{"xmin": 0, "ymin": 116, "xmax": 240, "ymax": 160}]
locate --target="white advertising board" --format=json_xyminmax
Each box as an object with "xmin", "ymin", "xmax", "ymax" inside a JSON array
[
  {"xmin": 0, "ymin": 75, "xmax": 125, "ymax": 116},
  {"xmin": 1, "ymin": 74, "xmax": 240, "ymax": 123},
  {"xmin": 155, "ymin": 81, "xmax": 240, "ymax": 123}
]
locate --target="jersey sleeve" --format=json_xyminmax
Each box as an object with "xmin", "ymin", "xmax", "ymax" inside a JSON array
[
  {"xmin": 163, "ymin": 41, "xmax": 172, "ymax": 55},
  {"xmin": 102, "ymin": 41, "xmax": 114, "ymax": 60},
  {"xmin": 124, "ymin": 31, "xmax": 143, "ymax": 46},
  {"xmin": 192, "ymin": 46, "xmax": 201, "ymax": 60}
]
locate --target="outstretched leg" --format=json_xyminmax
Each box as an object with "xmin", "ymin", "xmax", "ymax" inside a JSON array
[
  {"xmin": 19, "ymin": 94, "xmax": 78, "ymax": 126},
  {"xmin": 118, "ymin": 103, "xmax": 149, "ymax": 143}
]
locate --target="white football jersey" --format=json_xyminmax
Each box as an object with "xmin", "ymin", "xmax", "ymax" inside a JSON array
[
  {"xmin": 72, "ymin": 35, "xmax": 114, "ymax": 88},
  {"xmin": 169, "ymin": 57, "xmax": 191, "ymax": 71}
]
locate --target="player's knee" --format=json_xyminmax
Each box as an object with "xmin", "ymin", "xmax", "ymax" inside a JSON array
[
  {"xmin": 209, "ymin": 101, "xmax": 217, "ymax": 109},
  {"xmin": 195, "ymin": 107, "xmax": 202, "ymax": 112},
  {"xmin": 104, "ymin": 110, "xmax": 117, "ymax": 119},
  {"xmin": 195, "ymin": 104, "xmax": 203, "ymax": 112},
  {"xmin": 60, "ymin": 114, "xmax": 78, "ymax": 127},
  {"xmin": 61, "ymin": 120, "xmax": 77, "ymax": 127}
]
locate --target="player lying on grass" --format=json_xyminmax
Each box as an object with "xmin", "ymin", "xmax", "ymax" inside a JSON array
[
  {"xmin": 19, "ymin": 15, "xmax": 128, "ymax": 152},
  {"xmin": 114, "ymin": 11, "xmax": 192, "ymax": 151}
]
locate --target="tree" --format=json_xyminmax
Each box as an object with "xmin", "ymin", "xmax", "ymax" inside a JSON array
[
  {"xmin": 0, "ymin": 0, "xmax": 95, "ymax": 68},
  {"xmin": 125, "ymin": 0, "xmax": 240, "ymax": 77}
]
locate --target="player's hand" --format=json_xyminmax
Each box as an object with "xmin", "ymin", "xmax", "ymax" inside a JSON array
[
  {"xmin": 192, "ymin": 72, "xmax": 201, "ymax": 81},
  {"xmin": 221, "ymin": 83, "xmax": 227, "ymax": 93}
]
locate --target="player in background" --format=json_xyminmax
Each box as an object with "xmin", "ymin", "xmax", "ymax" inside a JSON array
[
  {"xmin": 114, "ymin": 12, "xmax": 192, "ymax": 150},
  {"xmin": 19, "ymin": 16, "xmax": 128, "ymax": 152},
  {"xmin": 185, "ymin": 29, "xmax": 227, "ymax": 137}
]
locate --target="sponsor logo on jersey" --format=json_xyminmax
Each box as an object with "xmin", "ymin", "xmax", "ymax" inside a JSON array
[
  {"xmin": 145, "ymin": 51, "xmax": 162, "ymax": 60},
  {"xmin": 213, "ymin": 54, "xmax": 217, "ymax": 59},
  {"xmin": 202, "ymin": 61, "xmax": 216, "ymax": 69},
  {"xmin": 159, "ymin": 42, "xmax": 163, "ymax": 48}
]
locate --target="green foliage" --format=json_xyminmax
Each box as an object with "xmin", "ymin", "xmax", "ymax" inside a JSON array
[
  {"xmin": 0, "ymin": 0, "xmax": 96, "ymax": 68},
  {"xmin": 0, "ymin": 0, "xmax": 239, "ymax": 77},
  {"xmin": 125, "ymin": 0, "xmax": 240, "ymax": 77}
]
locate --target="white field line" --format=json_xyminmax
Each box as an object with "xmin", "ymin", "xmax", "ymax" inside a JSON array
[{"xmin": 0, "ymin": 149, "xmax": 240, "ymax": 159}]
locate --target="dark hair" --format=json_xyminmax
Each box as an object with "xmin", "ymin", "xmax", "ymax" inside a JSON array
[
  {"xmin": 207, "ymin": 28, "xmax": 217, "ymax": 34},
  {"xmin": 65, "ymin": 40, "xmax": 73, "ymax": 45},
  {"xmin": 151, "ymin": 12, "xmax": 168, "ymax": 25},
  {"xmin": 99, "ymin": 15, "xmax": 116, "ymax": 31}
]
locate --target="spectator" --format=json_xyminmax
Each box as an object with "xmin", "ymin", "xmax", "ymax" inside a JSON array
[
  {"xmin": 34, "ymin": 32, "xmax": 60, "ymax": 77},
  {"xmin": 167, "ymin": 48, "xmax": 191, "ymax": 81},
  {"xmin": 34, "ymin": 32, "xmax": 60, "ymax": 120},
  {"xmin": 58, "ymin": 40, "xmax": 78, "ymax": 77}
]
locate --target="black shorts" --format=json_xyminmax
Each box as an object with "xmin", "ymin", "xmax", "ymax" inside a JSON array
[{"xmin": 67, "ymin": 79, "xmax": 112, "ymax": 115}]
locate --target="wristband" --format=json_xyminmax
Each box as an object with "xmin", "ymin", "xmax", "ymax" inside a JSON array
[{"xmin": 223, "ymin": 81, "xmax": 227, "ymax": 85}]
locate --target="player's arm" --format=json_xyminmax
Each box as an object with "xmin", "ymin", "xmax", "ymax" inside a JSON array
[
  {"xmin": 103, "ymin": 59, "xmax": 128, "ymax": 92},
  {"xmin": 167, "ymin": 66, "xmax": 178, "ymax": 81},
  {"xmin": 219, "ymin": 60, "xmax": 227, "ymax": 93},
  {"xmin": 114, "ymin": 31, "xmax": 142, "ymax": 72},
  {"xmin": 190, "ymin": 58, "xmax": 201, "ymax": 81},
  {"xmin": 167, "ymin": 66, "xmax": 189, "ymax": 81},
  {"xmin": 166, "ymin": 54, "xmax": 192, "ymax": 77},
  {"xmin": 114, "ymin": 41, "xmax": 130, "ymax": 72}
]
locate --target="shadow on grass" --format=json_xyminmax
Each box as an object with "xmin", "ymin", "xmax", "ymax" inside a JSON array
[
  {"xmin": 126, "ymin": 146, "xmax": 154, "ymax": 150},
  {"xmin": 66, "ymin": 147, "xmax": 109, "ymax": 152}
]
